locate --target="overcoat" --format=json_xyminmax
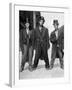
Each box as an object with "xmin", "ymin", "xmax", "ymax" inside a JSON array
[
  {"xmin": 32, "ymin": 26, "xmax": 50, "ymax": 60},
  {"xmin": 58, "ymin": 25, "xmax": 64, "ymax": 50},
  {"xmin": 50, "ymin": 26, "xmax": 64, "ymax": 59}
]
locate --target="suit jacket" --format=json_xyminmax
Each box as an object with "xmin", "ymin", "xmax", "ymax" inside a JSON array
[
  {"xmin": 21, "ymin": 28, "xmax": 33, "ymax": 47},
  {"xmin": 32, "ymin": 26, "xmax": 50, "ymax": 50}
]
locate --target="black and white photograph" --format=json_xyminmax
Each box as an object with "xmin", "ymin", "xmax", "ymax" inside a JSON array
[
  {"xmin": 0, "ymin": 0, "xmax": 72, "ymax": 89},
  {"xmin": 19, "ymin": 10, "xmax": 64, "ymax": 79},
  {"xmin": 8, "ymin": 3, "xmax": 70, "ymax": 87}
]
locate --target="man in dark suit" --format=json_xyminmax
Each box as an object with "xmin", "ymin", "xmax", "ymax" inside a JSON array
[
  {"xmin": 32, "ymin": 16, "xmax": 50, "ymax": 70},
  {"xmin": 20, "ymin": 19, "xmax": 33, "ymax": 72},
  {"xmin": 50, "ymin": 20, "xmax": 64, "ymax": 69}
]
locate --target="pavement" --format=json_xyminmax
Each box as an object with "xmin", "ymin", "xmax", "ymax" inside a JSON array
[
  {"xmin": 19, "ymin": 47, "xmax": 64, "ymax": 79},
  {"xmin": 19, "ymin": 59, "xmax": 64, "ymax": 79}
]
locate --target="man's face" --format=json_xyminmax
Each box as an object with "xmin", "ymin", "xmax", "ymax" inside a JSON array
[
  {"xmin": 39, "ymin": 20, "xmax": 44, "ymax": 26},
  {"xmin": 25, "ymin": 22, "xmax": 29, "ymax": 28},
  {"xmin": 54, "ymin": 24, "xmax": 58, "ymax": 30}
]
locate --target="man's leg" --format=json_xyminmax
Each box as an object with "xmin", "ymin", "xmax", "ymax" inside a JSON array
[
  {"xmin": 58, "ymin": 48, "xmax": 64, "ymax": 69},
  {"xmin": 44, "ymin": 56, "xmax": 50, "ymax": 69},
  {"xmin": 28, "ymin": 46, "xmax": 33, "ymax": 71},
  {"xmin": 43, "ymin": 48, "xmax": 50, "ymax": 69},
  {"xmin": 20, "ymin": 45, "xmax": 27, "ymax": 72},
  {"xmin": 32, "ymin": 48, "xmax": 40, "ymax": 70},
  {"xmin": 50, "ymin": 49, "xmax": 56, "ymax": 69}
]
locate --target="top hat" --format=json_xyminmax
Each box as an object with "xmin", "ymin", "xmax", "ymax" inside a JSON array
[
  {"xmin": 53, "ymin": 20, "xmax": 59, "ymax": 25},
  {"xmin": 39, "ymin": 16, "xmax": 45, "ymax": 23}
]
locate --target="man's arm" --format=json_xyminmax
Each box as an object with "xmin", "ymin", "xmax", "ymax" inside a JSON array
[
  {"xmin": 50, "ymin": 32, "xmax": 57, "ymax": 44},
  {"xmin": 46, "ymin": 29, "xmax": 50, "ymax": 49}
]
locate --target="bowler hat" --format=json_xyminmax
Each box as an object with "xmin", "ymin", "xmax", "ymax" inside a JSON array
[{"xmin": 53, "ymin": 20, "xmax": 59, "ymax": 25}]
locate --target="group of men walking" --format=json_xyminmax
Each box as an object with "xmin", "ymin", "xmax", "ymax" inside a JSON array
[{"xmin": 20, "ymin": 16, "xmax": 64, "ymax": 72}]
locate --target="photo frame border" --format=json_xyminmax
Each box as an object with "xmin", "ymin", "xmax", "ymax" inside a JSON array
[{"xmin": 9, "ymin": 3, "xmax": 70, "ymax": 87}]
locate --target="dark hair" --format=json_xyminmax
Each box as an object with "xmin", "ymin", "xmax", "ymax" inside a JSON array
[{"xmin": 39, "ymin": 16, "xmax": 45, "ymax": 23}]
